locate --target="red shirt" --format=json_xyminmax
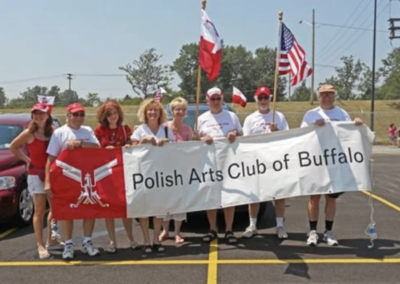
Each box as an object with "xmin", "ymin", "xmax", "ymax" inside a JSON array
[
  {"xmin": 94, "ymin": 125, "xmax": 132, "ymax": 148},
  {"xmin": 27, "ymin": 137, "xmax": 48, "ymax": 174}
]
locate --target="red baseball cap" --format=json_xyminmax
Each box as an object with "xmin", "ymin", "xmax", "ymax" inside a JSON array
[
  {"xmin": 31, "ymin": 103, "xmax": 50, "ymax": 113},
  {"xmin": 67, "ymin": 103, "xmax": 85, "ymax": 113},
  {"xmin": 255, "ymin": 87, "xmax": 271, "ymax": 97}
]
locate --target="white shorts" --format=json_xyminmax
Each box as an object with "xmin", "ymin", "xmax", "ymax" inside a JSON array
[
  {"xmin": 162, "ymin": 213, "xmax": 186, "ymax": 222},
  {"xmin": 27, "ymin": 175, "xmax": 46, "ymax": 195}
]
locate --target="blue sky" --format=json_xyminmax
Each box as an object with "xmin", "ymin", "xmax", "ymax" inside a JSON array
[{"xmin": 0, "ymin": 0, "xmax": 398, "ymax": 99}]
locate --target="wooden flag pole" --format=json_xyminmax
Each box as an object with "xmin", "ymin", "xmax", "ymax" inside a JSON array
[
  {"xmin": 195, "ymin": 0, "xmax": 207, "ymax": 131},
  {"xmin": 271, "ymin": 11, "xmax": 283, "ymax": 124}
]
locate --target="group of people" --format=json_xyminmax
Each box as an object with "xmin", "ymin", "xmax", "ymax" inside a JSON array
[
  {"xmin": 9, "ymin": 83, "xmax": 363, "ymax": 260},
  {"xmin": 388, "ymin": 123, "xmax": 400, "ymax": 147}
]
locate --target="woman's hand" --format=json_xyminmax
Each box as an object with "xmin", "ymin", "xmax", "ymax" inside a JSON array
[
  {"xmin": 157, "ymin": 138, "xmax": 170, "ymax": 146},
  {"xmin": 202, "ymin": 135, "xmax": 214, "ymax": 145}
]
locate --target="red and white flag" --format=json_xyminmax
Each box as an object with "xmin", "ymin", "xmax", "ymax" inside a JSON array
[
  {"xmin": 199, "ymin": 9, "xmax": 222, "ymax": 81},
  {"xmin": 37, "ymin": 95, "xmax": 55, "ymax": 113},
  {"xmin": 154, "ymin": 87, "xmax": 166, "ymax": 103},
  {"xmin": 278, "ymin": 23, "xmax": 312, "ymax": 86},
  {"xmin": 232, "ymin": 86, "xmax": 247, "ymax": 108}
]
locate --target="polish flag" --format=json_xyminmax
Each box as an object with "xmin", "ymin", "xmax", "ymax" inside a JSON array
[
  {"xmin": 154, "ymin": 87, "xmax": 167, "ymax": 103},
  {"xmin": 232, "ymin": 86, "xmax": 247, "ymax": 108},
  {"xmin": 199, "ymin": 9, "xmax": 222, "ymax": 81},
  {"xmin": 37, "ymin": 95, "xmax": 55, "ymax": 113}
]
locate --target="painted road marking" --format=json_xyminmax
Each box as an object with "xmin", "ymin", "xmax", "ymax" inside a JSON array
[
  {"xmin": 1, "ymin": 258, "xmax": 400, "ymax": 266},
  {"xmin": 207, "ymin": 239, "xmax": 218, "ymax": 284},
  {"xmin": 362, "ymin": 191, "xmax": 400, "ymax": 212},
  {"xmin": 0, "ymin": 228, "xmax": 17, "ymax": 240}
]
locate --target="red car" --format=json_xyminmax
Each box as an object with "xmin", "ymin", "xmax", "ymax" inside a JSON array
[{"xmin": 0, "ymin": 113, "xmax": 60, "ymax": 226}]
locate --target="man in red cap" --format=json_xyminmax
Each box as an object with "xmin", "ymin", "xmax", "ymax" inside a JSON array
[
  {"xmin": 301, "ymin": 84, "xmax": 363, "ymax": 247},
  {"xmin": 241, "ymin": 86, "xmax": 290, "ymax": 240},
  {"xmin": 45, "ymin": 102, "xmax": 101, "ymax": 260},
  {"xmin": 197, "ymin": 87, "xmax": 243, "ymax": 244}
]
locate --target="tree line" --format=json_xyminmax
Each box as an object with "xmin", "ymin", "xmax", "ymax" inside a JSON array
[{"xmin": 1, "ymin": 44, "xmax": 399, "ymax": 108}]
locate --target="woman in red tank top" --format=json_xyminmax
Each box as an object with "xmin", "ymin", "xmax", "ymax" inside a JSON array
[
  {"xmin": 10, "ymin": 103, "xmax": 57, "ymax": 259},
  {"xmin": 94, "ymin": 100, "xmax": 139, "ymax": 253}
]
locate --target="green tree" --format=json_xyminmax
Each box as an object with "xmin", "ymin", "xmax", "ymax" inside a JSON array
[
  {"xmin": 86, "ymin": 93, "xmax": 101, "ymax": 107},
  {"xmin": 119, "ymin": 48, "xmax": 172, "ymax": 98},
  {"xmin": 290, "ymin": 81, "xmax": 313, "ymax": 101},
  {"xmin": 0, "ymin": 87, "xmax": 7, "ymax": 107},
  {"xmin": 323, "ymin": 56, "xmax": 364, "ymax": 100},
  {"xmin": 59, "ymin": 89, "xmax": 79, "ymax": 105},
  {"xmin": 379, "ymin": 47, "xmax": 400, "ymax": 99}
]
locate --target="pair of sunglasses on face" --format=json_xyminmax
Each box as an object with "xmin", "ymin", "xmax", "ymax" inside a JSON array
[
  {"xmin": 72, "ymin": 112, "xmax": 85, "ymax": 117},
  {"xmin": 210, "ymin": 97, "xmax": 222, "ymax": 102},
  {"xmin": 258, "ymin": 96, "xmax": 270, "ymax": 101}
]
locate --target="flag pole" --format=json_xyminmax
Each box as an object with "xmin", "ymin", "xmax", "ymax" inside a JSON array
[
  {"xmin": 272, "ymin": 11, "xmax": 283, "ymax": 124},
  {"xmin": 195, "ymin": 0, "xmax": 207, "ymax": 131}
]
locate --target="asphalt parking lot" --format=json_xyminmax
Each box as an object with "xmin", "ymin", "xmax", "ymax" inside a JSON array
[{"xmin": 1, "ymin": 150, "xmax": 400, "ymax": 284}]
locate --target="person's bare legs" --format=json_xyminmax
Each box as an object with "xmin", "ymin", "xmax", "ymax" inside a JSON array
[
  {"xmin": 33, "ymin": 194, "xmax": 47, "ymax": 252},
  {"xmin": 122, "ymin": 218, "xmax": 135, "ymax": 243},
  {"xmin": 206, "ymin": 209, "xmax": 218, "ymax": 231},
  {"xmin": 105, "ymin": 218, "xmax": 116, "ymax": 248},
  {"xmin": 223, "ymin": 207, "xmax": 235, "ymax": 232},
  {"xmin": 139, "ymin": 218, "xmax": 150, "ymax": 245}
]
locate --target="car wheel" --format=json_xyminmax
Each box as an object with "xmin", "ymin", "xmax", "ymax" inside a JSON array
[{"xmin": 13, "ymin": 188, "xmax": 34, "ymax": 227}]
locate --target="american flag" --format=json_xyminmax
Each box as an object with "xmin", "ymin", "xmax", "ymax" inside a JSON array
[
  {"xmin": 279, "ymin": 23, "xmax": 312, "ymax": 86},
  {"xmin": 154, "ymin": 87, "xmax": 166, "ymax": 103}
]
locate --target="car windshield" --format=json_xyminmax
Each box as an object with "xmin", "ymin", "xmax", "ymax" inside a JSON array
[{"xmin": 0, "ymin": 124, "xmax": 23, "ymax": 150}]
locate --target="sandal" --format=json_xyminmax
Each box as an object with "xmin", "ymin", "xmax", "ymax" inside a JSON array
[
  {"xmin": 46, "ymin": 239, "xmax": 65, "ymax": 250},
  {"xmin": 38, "ymin": 248, "xmax": 51, "ymax": 259},
  {"xmin": 202, "ymin": 230, "xmax": 218, "ymax": 243},
  {"xmin": 225, "ymin": 231, "xmax": 237, "ymax": 244},
  {"xmin": 105, "ymin": 243, "xmax": 117, "ymax": 254},
  {"xmin": 153, "ymin": 243, "xmax": 165, "ymax": 253},
  {"xmin": 130, "ymin": 241, "xmax": 140, "ymax": 250},
  {"xmin": 175, "ymin": 235, "xmax": 185, "ymax": 244},
  {"xmin": 142, "ymin": 244, "xmax": 153, "ymax": 254},
  {"xmin": 158, "ymin": 230, "xmax": 169, "ymax": 242}
]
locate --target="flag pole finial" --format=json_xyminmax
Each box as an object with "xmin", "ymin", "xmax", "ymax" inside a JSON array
[
  {"xmin": 279, "ymin": 11, "xmax": 283, "ymax": 21},
  {"xmin": 202, "ymin": 0, "xmax": 207, "ymax": 9}
]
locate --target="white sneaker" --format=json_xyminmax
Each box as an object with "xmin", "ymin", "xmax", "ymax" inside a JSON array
[
  {"xmin": 81, "ymin": 241, "xmax": 100, "ymax": 256},
  {"xmin": 276, "ymin": 226, "xmax": 288, "ymax": 239},
  {"xmin": 242, "ymin": 225, "xmax": 257, "ymax": 238},
  {"xmin": 307, "ymin": 230, "xmax": 319, "ymax": 246},
  {"xmin": 62, "ymin": 243, "xmax": 74, "ymax": 260},
  {"xmin": 323, "ymin": 230, "xmax": 339, "ymax": 246}
]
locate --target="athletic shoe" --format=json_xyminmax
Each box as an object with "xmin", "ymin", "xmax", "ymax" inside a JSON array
[
  {"xmin": 242, "ymin": 225, "xmax": 258, "ymax": 239},
  {"xmin": 81, "ymin": 241, "xmax": 100, "ymax": 256},
  {"xmin": 323, "ymin": 230, "xmax": 339, "ymax": 246},
  {"xmin": 276, "ymin": 226, "xmax": 288, "ymax": 239},
  {"xmin": 62, "ymin": 243, "xmax": 74, "ymax": 260},
  {"xmin": 307, "ymin": 230, "xmax": 318, "ymax": 246}
]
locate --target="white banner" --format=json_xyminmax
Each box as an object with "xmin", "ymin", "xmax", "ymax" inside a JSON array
[{"xmin": 123, "ymin": 123, "xmax": 374, "ymax": 218}]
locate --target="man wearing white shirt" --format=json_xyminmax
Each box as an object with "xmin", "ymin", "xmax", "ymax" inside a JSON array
[
  {"xmin": 45, "ymin": 103, "xmax": 101, "ymax": 260},
  {"xmin": 198, "ymin": 87, "xmax": 243, "ymax": 244},
  {"xmin": 241, "ymin": 87, "xmax": 290, "ymax": 240},
  {"xmin": 301, "ymin": 84, "xmax": 363, "ymax": 247}
]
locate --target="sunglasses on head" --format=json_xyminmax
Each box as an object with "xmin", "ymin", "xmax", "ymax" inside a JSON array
[
  {"xmin": 72, "ymin": 112, "xmax": 85, "ymax": 117},
  {"xmin": 258, "ymin": 95, "xmax": 270, "ymax": 101},
  {"xmin": 210, "ymin": 97, "xmax": 222, "ymax": 102}
]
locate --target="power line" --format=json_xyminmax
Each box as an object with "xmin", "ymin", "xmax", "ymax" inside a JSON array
[
  {"xmin": 316, "ymin": 22, "xmax": 388, "ymax": 33},
  {"xmin": 322, "ymin": 1, "xmax": 390, "ymax": 67},
  {"xmin": 317, "ymin": 0, "xmax": 370, "ymax": 57},
  {"xmin": 0, "ymin": 75, "xmax": 62, "ymax": 85}
]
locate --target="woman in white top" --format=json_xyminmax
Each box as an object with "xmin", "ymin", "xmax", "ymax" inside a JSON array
[{"xmin": 130, "ymin": 98, "xmax": 174, "ymax": 253}]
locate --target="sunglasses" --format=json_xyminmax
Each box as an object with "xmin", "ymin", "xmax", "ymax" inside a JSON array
[
  {"xmin": 210, "ymin": 97, "xmax": 222, "ymax": 102},
  {"xmin": 72, "ymin": 112, "xmax": 85, "ymax": 117},
  {"xmin": 258, "ymin": 96, "xmax": 270, "ymax": 101}
]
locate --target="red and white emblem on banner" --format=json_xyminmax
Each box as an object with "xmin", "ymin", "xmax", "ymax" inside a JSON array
[{"xmin": 50, "ymin": 148, "xmax": 127, "ymax": 220}]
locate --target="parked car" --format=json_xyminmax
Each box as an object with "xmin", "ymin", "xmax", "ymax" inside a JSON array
[
  {"xmin": 0, "ymin": 113, "xmax": 61, "ymax": 226},
  {"xmin": 165, "ymin": 103, "xmax": 269, "ymax": 218}
]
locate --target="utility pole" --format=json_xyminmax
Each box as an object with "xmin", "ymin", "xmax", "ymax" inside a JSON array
[
  {"xmin": 67, "ymin": 73, "xmax": 73, "ymax": 91},
  {"xmin": 371, "ymin": 0, "xmax": 377, "ymax": 131},
  {"xmin": 389, "ymin": 18, "xmax": 400, "ymax": 39},
  {"xmin": 310, "ymin": 8, "xmax": 315, "ymax": 105}
]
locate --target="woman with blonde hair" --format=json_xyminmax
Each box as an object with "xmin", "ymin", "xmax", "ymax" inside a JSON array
[
  {"xmin": 158, "ymin": 97, "xmax": 192, "ymax": 244},
  {"xmin": 10, "ymin": 103, "xmax": 59, "ymax": 259},
  {"xmin": 130, "ymin": 98, "xmax": 174, "ymax": 253},
  {"xmin": 94, "ymin": 100, "xmax": 139, "ymax": 253}
]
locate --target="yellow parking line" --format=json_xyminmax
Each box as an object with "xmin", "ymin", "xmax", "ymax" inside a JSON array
[
  {"xmin": 0, "ymin": 228, "xmax": 17, "ymax": 240},
  {"xmin": 362, "ymin": 191, "xmax": 400, "ymax": 212},
  {"xmin": 1, "ymin": 258, "xmax": 400, "ymax": 266},
  {"xmin": 207, "ymin": 239, "xmax": 218, "ymax": 284}
]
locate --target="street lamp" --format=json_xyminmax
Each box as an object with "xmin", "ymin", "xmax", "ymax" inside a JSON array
[{"xmin": 299, "ymin": 9, "xmax": 315, "ymax": 105}]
